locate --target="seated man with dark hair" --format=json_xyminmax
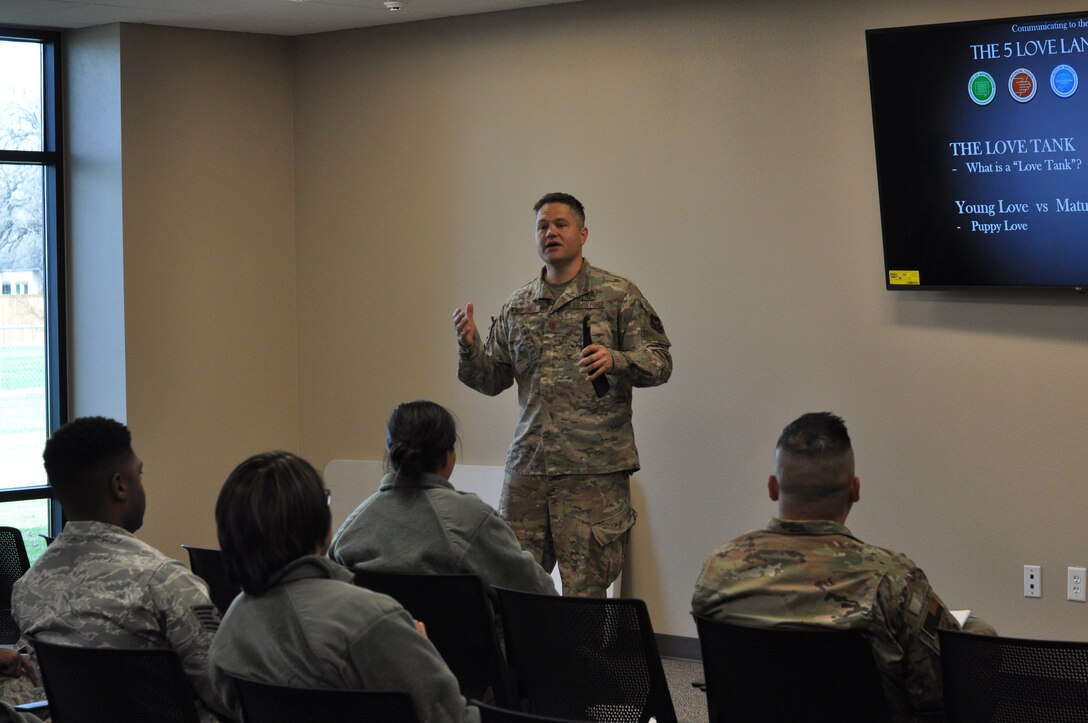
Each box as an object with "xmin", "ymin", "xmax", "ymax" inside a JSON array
[
  {"xmin": 13, "ymin": 416, "xmax": 229, "ymax": 722},
  {"xmin": 692, "ymin": 412, "xmax": 994, "ymax": 721}
]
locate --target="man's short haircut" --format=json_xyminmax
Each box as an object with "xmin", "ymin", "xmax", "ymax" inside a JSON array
[
  {"xmin": 533, "ymin": 192, "xmax": 585, "ymax": 227},
  {"xmin": 385, "ymin": 399, "xmax": 458, "ymax": 478},
  {"xmin": 777, "ymin": 412, "xmax": 852, "ymax": 458},
  {"xmin": 43, "ymin": 416, "xmax": 133, "ymax": 512},
  {"xmin": 775, "ymin": 412, "xmax": 854, "ymax": 502},
  {"xmin": 215, "ymin": 451, "xmax": 331, "ymax": 595}
]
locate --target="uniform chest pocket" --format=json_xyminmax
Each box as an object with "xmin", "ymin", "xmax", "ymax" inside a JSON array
[
  {"xmin": 570, "ymin": 302, "xmax": 617, "ymax": 348},
  {"xmin": 509, "ymin": 307, "xmax": 544, "ymax": 376}
]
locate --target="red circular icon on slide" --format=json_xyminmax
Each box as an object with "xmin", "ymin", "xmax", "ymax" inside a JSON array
[{"xmin": 1008, "ymin": 68, "xmax": 1037, "ymax": 103}]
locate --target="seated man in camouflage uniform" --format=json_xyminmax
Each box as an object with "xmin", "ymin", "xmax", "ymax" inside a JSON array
[
  {"xmin": 12, "ymin": 417, "xmax": 230, "ymax": 722},
  {"xmin": 692, "ymin": 412, "xmax": 994, "ymax": 721}
]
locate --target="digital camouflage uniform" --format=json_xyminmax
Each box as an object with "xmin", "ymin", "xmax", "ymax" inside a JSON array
[
  {"xmin": 692, "ymin": 518, "xmax": 965, "ymax": 722},
  {"xmin": 0, "ymin": 671, "xmax": 43, "ymax": 723},
  {"xmin": 12, "ymin": 521, "xmax": 229, "ymax": 723},
  {"xmin": 458, "ymin": 260, "xmax": 671, "ymax": 596}
]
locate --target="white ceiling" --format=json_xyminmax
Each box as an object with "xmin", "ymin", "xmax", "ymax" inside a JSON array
[{"xmin": 0, "ymin": 0, "xmax": 586, "ymax": 37}]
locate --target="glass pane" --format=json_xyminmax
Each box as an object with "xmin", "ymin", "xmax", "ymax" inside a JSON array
[
  {"xmin": 0, "ymin": 498, "xmax": 49, "ymax": 564},
  {"xmin": 0, "ymin": 39, "xmax": 44, "ymax": 152},
  {"xmin": 0, "ymin": 163, "xmax": 46, "ymax": 490}
]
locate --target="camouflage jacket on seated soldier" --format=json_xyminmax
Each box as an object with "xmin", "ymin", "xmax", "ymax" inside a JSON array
[
  {"xmin": 12, "ymin": 520, "xmax": 228, "ymax": 723},
  {"xmin": 692, "ymin": 518, "xmax": 966, "ymax": 721},
  {"xmin": 458, "ymin": 260, "xmax": 672, "ymax": 476}
]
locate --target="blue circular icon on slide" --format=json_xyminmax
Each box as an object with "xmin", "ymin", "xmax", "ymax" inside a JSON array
[{"xmin": 1051, "ymin": 64, "xmax": 1078, "ymax": 98}]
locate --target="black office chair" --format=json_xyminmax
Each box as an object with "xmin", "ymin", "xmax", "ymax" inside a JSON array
[
  {"xmin": 693, "ymin": 614, "xmax": 889, "ymax": 723},
  {"xmin": 181, "ymin": 544, "xmax": 240, "ymax": 615},
  {"xmin": 29, "ymin": 635, "xmax": 201, "ymax": 723},
  {"xmin": 940, "ymin": 628, "xmax": 1088, "ymax": 722},
  {"xmin": 495, "ymin": 587, "xmax": 677, "ymax": 723},
  {"xmin": 471, "ymin": 698, "xmax": 585, "ymax": 722},
  {"xmin": 229, "ymin": 674, "xmax": 420, "ymax": 723},
  {"xmin": 0, "ymin": 527, "xmax": 30, "ymax": 645},
  {"xmin": 353, "ymin": 570, "xmax": 511, "ymax": 705}
]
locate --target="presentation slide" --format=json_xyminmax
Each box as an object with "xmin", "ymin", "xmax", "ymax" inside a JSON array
[{"xmin": 868, "ymin": 13, "xmax": 1088, "ymax": 289}]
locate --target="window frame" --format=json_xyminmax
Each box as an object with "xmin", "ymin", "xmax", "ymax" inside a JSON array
[{"xmin": 0, "ymin": 28, "xmax": 67, "ymax": 535}]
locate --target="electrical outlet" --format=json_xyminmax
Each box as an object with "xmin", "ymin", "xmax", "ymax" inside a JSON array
[
  {"xmin": 1068, "ymin": 567, "xmax": 1086, "ymax": 602},
  {"xmin": 1024, "ymin": 565, "xmax": 1041, "ymax": 598}
]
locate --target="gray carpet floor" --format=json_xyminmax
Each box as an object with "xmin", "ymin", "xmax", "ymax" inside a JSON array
[{"xmin": 662, "ymin": 656, "xmax": 708, "ymax": 723}]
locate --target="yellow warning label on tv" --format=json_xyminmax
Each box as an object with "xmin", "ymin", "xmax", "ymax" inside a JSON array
[{"xmin": 888, "ymin": 270, "xmax": 920, "ymax": 285}]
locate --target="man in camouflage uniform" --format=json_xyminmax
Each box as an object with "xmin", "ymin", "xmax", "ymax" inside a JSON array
[
  {"xmin": 692, "ymin": 412, "xmax": 995, "ymax": 721},
  {"xmin": 453, "ymin": 192, "xmax": 672, "ymax": 597},
  {"xmin": 13, "ymin": 417, "xmax": 230, "ymax": 722}
]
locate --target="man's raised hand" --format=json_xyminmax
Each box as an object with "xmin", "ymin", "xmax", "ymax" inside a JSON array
[{"xmin": 453, "ymin": 303, "xmax": 476, "ymax": 347}]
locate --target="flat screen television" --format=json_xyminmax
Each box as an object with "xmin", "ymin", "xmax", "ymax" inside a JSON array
[{"xmin": 867, "ymin": 12, "xmax": 1088, "ymax": 291}]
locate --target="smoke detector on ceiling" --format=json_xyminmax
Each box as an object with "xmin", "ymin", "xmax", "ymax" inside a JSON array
[{"xmin": 383, "ymin": 0, "xmax": 410, "ymax": 9}]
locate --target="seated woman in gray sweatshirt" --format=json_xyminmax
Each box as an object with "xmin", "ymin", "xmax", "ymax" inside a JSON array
[
  {"xmin": 330, "ymin": 399, "xmax": 555, "ymax": 596},
  {"xmin": 208, "ymin": 451, "xmax": 478, "ymax": 723}
]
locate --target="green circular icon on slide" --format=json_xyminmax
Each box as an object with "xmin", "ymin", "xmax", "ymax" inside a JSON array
[{"xmin": 969, "ymin": 71, "xmax": 996, "ymax": 105}]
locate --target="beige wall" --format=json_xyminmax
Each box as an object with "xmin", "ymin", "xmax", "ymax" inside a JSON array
[
  {"xmin": 293, "ymin": 0, "xmax": 1088, "ymax": 640},
  {"xmin": 121, "ymin": 25, "xmax": 300, "ymax": 555},
  {"xmin": 66, "ymin": 25, "xmax": 300, "ymax": 556},
  {"xmin": 72, "ymin": 0, "xmax": 1088, "ymax": 641}
]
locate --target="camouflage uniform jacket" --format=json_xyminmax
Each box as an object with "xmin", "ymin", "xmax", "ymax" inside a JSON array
[
  {"xmin": 11, "ymin": 521, "xmax": 228, "ymax": 722},
  {"xmin": 209, "ymin": 555, "xmax": 479, "ymax": 723},
  {"xmin": 458, "ymin": 260, "xmax": 672, "ymax": 475},
  {"xmin": 330, "ymin": 471, "xmax": 556, "ymax": 596},
  {"xmin": 691, "ymin": 518, "xmax": 961, "ymax": 721}
]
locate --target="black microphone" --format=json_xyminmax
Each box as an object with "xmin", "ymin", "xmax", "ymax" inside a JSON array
[{"xmin": 582, "ymin": 315, "xmax": 610, "ymax": 398}]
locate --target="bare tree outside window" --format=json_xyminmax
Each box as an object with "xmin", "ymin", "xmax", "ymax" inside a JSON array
[{"xmin": 0, "ymin": 34, "xmax": 61, "ymax": 562}]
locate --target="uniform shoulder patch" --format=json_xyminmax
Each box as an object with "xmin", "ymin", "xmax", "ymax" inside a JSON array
[{"xmin": 913, "ymin": 590, "xmax": 943, "ymax": 653}]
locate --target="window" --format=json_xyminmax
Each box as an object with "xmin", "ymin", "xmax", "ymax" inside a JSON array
[{"xmin": 0, "ymin": 29, "xmax": 65, "ymax": 563}]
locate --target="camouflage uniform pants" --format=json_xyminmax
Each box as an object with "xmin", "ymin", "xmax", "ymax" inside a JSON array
[{"xmin": 500, "ymin": 471, "xmax": 636, "ymax": 598}]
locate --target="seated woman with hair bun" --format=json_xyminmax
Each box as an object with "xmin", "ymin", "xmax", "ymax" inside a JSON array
[
  {"xmin": 330, "ymin": 400, "xmax": 555, "ymax": 596},
  {"xmin": 208, "ymin": 451, "xmax": 478, "ymax": 723}
]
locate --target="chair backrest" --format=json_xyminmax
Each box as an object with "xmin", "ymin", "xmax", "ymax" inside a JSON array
[
  {"xmin": 471, "ymin": 698, "xmax": 584, "ymax": 723},
  {"xmin": 939, "ymin": 628, "xmax": 1088, "ymax": 722},
  {"xmin": 180, "ymin": 545, "xmax": 240, "ymax": 615},
  {"xmin": 0, "ymin": 527, "xmax": 30, "ymax": 645},
  {"xmin": 692, "ymin": 614, "xmax": 888, "ymax": 723},
  {"xmin": 29, "ymin": 635, "xmax": 201, "ymax": 723},
  {"xmin": 495, "ymin": 587, "xmax": 677, "ymax": 723},
  {"xmin": 353, "ymin": 569, "xmax": 511, "ymax": 705},
  {"xmin": 229, "ymin": 674, "xmax": 420, "ymax": 723}
]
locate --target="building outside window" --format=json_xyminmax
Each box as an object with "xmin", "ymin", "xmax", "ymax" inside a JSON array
[{"xmin": 0, "ymin": 29, "xmax": 66, "ymax": 563}]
